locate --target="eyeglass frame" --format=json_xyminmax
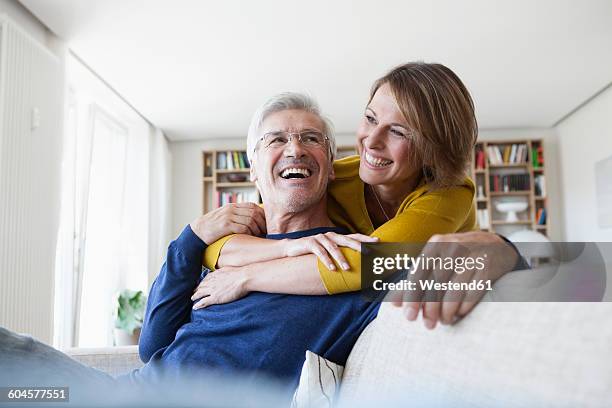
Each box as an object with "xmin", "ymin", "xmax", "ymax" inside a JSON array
[{"xmin": 255, "ymin": 129, "xmax": 331, "ymax": 152}]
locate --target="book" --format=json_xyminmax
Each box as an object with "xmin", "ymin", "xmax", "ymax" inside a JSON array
[
  {"xmin": 217, "ymin": 152, "xmax": 227, "ymax": 170},
  {"xmin": 510, "ymin": 144, "xmax": 517, "ymax": 164},
  {"xmin": 503, "ymin": 146, "xmax": 511, "ymax": 163},
  {"xmin": 537, "ymin": 208, "xmax": 547, "ymax": 225},
  {"xmin": 242, "ymin": 151, "xmax": 250, "ymax": 168},
  {"xmin": 227, "ymin": 151, "xmax": 234, "ymax": 169},
  {"xmin": 534, "ymin": 175, "xmax": 546, "ymax": 196},
  {"xmin": 537, "ymin": 146, "xmax": 544, "ymax": 166}
]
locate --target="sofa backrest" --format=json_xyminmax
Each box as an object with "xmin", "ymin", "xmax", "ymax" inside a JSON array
[{"xmin": 340, "ymin": 301, "xmax": 612, "ymax": 407}]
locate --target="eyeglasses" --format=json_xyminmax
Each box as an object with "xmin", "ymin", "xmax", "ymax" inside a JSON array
[{"xmin": 258, "ymin": 130, "xmax": 329, "ymax": 150}]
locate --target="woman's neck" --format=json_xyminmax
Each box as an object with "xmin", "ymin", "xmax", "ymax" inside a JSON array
[{"xmin": 366, "ymin": 173, "xmax": 422, "ymax": 227}]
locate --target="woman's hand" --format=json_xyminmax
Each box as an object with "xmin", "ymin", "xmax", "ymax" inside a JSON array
[
  {"xmin": 391, "ymin": 231, "xmax": 519, "ymax": 329},
  {"xmin": 284, "ymin": 232, "xmax": 379, "ymax": 271},
  {"xmin": 191, "ymin": 265, "xmax": 251, "ymax": 309},
  {"xmin": 189, "ymin": 202, "xmax": 266, "ymax": 245}
]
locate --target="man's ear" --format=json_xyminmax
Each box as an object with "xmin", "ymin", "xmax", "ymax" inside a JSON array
[
  {"xmin": 328, "ymin": 160, "xmax": 335, "ymax": 181},
  {"xmin": 249, "ymin": 161, "xmax": 257, "ymax": 182}
]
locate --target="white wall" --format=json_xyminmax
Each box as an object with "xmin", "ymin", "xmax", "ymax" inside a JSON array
[
  {"xmin": 170, "ymin": 133, "xmax": 356, "ymax": 238},
  {"xmin": 0, "ymin": 3, "xmax": 63, "ymax": 344},
  {"xmin": 170, "ymin": 130, "xmax": 565, "ymax": 240},
  {"xmin": 556, "ymin": 85, "xmax": 612, "ymax": 241},
  {"xmin": 478, "ymin": 128, "xmax": 563, "ymax": 241},
  {"xmin": 0, "ymin": 0, "xmax": 59, "ymax": 52}
]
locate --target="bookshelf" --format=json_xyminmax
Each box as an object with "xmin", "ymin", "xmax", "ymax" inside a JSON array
[
  {"xmin": 202, "ymin": 145, "xmax": 358, "ymax": 214},
  {"xmin": 472, "ymin": 139, "xmax": 548, "ymax": 237}
]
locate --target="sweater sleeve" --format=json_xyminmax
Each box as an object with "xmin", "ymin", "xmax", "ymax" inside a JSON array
[
  {"xmin": 139, "ymin": 225, "xmax": 207, "ymax": 363},
  {"xmin": 202, "ymin": 234, "xmax": 236, "ymax": 270},
  {"xmin": 319, "ymin": 185, "xmax": 476, "ymax": 294}
]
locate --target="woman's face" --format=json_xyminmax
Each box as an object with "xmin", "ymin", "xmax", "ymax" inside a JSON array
[{"xmin": 357, "ymin": 82, "xmax": 421, "ymax": 190}]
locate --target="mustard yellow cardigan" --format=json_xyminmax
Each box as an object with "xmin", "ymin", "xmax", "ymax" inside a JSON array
[{"xmin": 204, "ymin": 155, "xmax": 477, "ymax": 294}]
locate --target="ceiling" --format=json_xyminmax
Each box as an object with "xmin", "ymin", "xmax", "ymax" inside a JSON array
[{"xmin": 20, "ymin": 0, "xmax": 612, "ymax": 141}]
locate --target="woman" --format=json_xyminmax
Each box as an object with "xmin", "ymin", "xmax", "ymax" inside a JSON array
[{"xmin": 194, "ymin": 62, "xmax": 478, "ymax": 321}]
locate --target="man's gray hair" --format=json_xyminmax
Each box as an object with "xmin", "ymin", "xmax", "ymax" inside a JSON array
[{"xmin": 246, "ymin": 92, "xmax": 336, "ymax": 163}]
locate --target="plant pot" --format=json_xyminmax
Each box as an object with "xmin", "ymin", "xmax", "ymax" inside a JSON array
[{"xmin": 113, "ymin": 327, "xmax": 141, "ymax": 346}]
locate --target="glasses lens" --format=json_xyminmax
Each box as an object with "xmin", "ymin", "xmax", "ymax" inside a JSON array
[
  {"xmin": 264, "ymin": 132, "xmax": 289, "ymax": 148},
  {"xmin": 300, "ymin": 131, "xmax": 326, "ymax": 146}
]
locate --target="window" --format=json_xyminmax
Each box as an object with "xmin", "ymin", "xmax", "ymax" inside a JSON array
[{"xmin": 54, "ymin": 54, "xmax": 153, "ymax": 348}]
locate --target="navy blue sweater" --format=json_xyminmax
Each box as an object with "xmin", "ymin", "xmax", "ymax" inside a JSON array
[{"xmin": 133, "ymin": 225, "xmax": 381, "ymax": 388}]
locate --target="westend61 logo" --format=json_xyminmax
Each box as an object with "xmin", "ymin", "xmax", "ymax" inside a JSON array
[
  {"xmin": 363, "ymin": 244, "xmax": 494, "ymax": 297},
  {"xmin": 360, "ymin": 241, "xmax": 610, "ymax": 303},
  {"xmin": 370, "ymin": 252, "xmax": 492, "ymax": 293}
]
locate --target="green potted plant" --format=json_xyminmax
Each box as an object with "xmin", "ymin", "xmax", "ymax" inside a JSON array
[{"xmin": 113, "ymin": 289, "xmax": 146, "ymax": 346}]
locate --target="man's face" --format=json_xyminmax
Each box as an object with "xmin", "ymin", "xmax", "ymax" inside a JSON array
[{"xmin": 250, "ymin": 109, "xmax": 334, "ymax": 213}]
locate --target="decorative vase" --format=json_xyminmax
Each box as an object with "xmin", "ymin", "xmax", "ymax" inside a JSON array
[
  {"xmin": 495, "ymin": 201, "xmax": 528, "ymax": 222},
  {"xmin": 113, "ymin": 327, "xmax": 141, "ymax": 346}
]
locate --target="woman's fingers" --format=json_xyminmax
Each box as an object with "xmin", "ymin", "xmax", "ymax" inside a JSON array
[
  {"xmin": 326, "ymin": 233, "xmax": 362, "ymax": 252},
  {"xmin": 346, "ymin": 233, "xmax": 379, "ymax": 242},
  {"xmin": 308, "ymin": 240, "xmax": 336, "ymax": 271},
  {"xmin": 318, "ymin": 234, "xmax": 350, "ymax": 270},
  {"xmin": 328, "ymin": 233, "xmax": 379, "ymax": 252}
]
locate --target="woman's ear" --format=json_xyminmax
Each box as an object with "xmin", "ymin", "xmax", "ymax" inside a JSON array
[{"xmin": 249, "ymin": 161, "xmax": 257, "ymax": 182}]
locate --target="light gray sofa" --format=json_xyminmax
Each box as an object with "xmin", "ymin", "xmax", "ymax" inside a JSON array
[
  {"xmin": 67, "ymin": 301, "xmax": 612, "ymax": 407},
  {"xmin": 67, "ymin": 257, "xmax": 612, "ymax": 407},
  {"xmin": 66, "ymin": 346, "xmax": 142, "ymax": 377}
]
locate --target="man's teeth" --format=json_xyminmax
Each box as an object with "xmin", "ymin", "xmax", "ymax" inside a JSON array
[
  {"xmin": 281, "ymin": 168, "xmax": 312, "ymax": 178},
  {"xmin": 365, "ymin": 152, "xmax": 392, "ymax": 167}
]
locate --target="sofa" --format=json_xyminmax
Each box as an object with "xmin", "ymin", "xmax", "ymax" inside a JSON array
[{"xmin": 66, "ymin": 261, "xmax": 612, "ymax": 407}]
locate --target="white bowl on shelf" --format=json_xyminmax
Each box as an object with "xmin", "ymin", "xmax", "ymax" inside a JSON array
[{"xmin": 495, "ymin": 201, "xmax": 528, "ymax": 222}]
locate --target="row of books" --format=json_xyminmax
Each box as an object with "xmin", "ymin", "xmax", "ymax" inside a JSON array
[
  {"xmin": 487, "ymin": 144, "xmax": 528, "ymax": 165},
  {"xmin": 217, "ymin": 151, "xmax": 250, "ymax": 170},
  {"xmin": 534, "ymin": 175, "xmax": 546, "ymax": 197},
  {"xmin": 215, "ymin": 191, "xmax": 259, "ymax": 207},
  {"xmin": 477, "ymin": 209, "xmax": 490, "ymax": 229},
  {"xmin": 536, "ymin": 208, "xmax": 547, "ymax": 225},
  {"xmin": 490, "ymin": 174, "xmax": 530, "ymax": 192}
]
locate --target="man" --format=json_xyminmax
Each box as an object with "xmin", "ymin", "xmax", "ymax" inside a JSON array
[{"xmin": 135, "ymin": 93, "xmax": 381, "ymax": 389}]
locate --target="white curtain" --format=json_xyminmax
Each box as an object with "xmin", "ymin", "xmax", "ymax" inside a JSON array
[
  {"xmin": 148, "ymin": 128, "xmax": 173, "ymax": 284},
  {"xmin": 54, "ymin": 54, "xmax": 169, "ymax": 348}
]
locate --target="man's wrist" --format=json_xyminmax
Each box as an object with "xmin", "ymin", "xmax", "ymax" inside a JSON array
[{"xmin": 496, "ymin": 234, "xmax": 529, "ymax": 271}]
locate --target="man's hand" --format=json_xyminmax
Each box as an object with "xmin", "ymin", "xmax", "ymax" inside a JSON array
[
  {"xmin": 191, "ymin": 265, "xmax": 251, "ymax": 309},
  {"xmin": 391, "ymin": 231, "xmax": 520, "ymax": 329},
  {"xmin": 190, "ymin": 202, "xmax": 266, "ymax": 245}
]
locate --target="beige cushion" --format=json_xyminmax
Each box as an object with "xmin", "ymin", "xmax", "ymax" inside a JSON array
[
  {"xmin": 291, "ymin": 350, "xmax": 344, "ymax": 408},
  {"xmin": 65, "ymin": 346, "xmax": 142, "ymax": 377},
  {"xmin": 340, "ymin": 302, "xmax": 612, "ymax": 407}
]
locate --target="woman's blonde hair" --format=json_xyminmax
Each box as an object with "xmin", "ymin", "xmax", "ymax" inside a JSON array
[{"xmin": 370, "ymin": 62, "xmax": 477, "ymax": 189}]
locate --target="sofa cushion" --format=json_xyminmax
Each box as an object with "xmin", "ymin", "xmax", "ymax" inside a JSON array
[
  {"xmin": 339, "ymin": 302, "xmax": 612, "ymax": 407},
  {"xmin": 65, "ymin": 346, "xmax": 142, "ymax": 377},
  {"xmin": 291, "ymin": 350, "xmax": 344, "ymax": 408}
]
